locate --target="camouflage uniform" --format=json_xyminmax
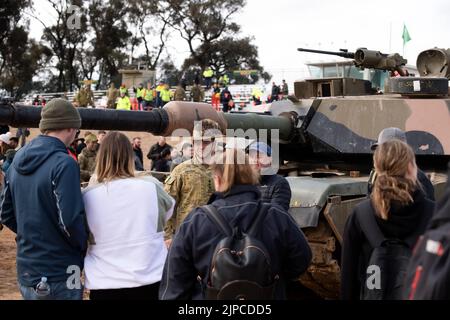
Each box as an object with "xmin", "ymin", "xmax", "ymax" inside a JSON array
[
  {"xmin": 173, "ymin": 86, "xmax": 186, "ymax": 101},
  {"xmin": 76, "ymin": 87, "xmax": 94, "ymax": 108},
  {"xmin": 78, "ymin": 148, "xmax": 97, "ymax": 183},
  {"xmin": 106, "ymin": 84, "xmax": 118, "ymax": 109},
  {"xmin": 164, "ymin": 119, "xmax": 222, "ymax": 239},
  {"xmin": 164, "ymin": 158, "xmax": 215, "ymax": 239},
  {"xmin": 190, "ymin": 84, "xmax": 205, "ymax": 102}
]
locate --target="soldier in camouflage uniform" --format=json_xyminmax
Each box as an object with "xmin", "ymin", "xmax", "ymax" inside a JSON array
[
  {"xmin": 163, "ymin": 119, "xmax": 222, "ymax": 245},
  {"xmin": 75, "ymin": 85, "xmax": 94, "ymax": 108},
  {"xmin": 78, "ymin": 134, "xmax": 98, "ymax": 183},
  {"xmin": 190, "ymin": 78, "xmax": 205, "ymax": 102},
  {"xmin": 106, "ymin": 83, "xmax": 118, "ymax": 109}
]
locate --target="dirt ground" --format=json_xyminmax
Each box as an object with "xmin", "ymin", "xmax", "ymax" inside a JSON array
[{"xmin": 0, "ymin": 127, "xmax": 182, "ymax": 300}]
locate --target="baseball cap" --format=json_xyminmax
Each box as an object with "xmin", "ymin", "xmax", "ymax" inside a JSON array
[
  {"xmin": 248, "ymin": 142, "xmax": 272, "ymax": 156},
  {"xmin": 371, "ymin": 127, "xmax": 407, "ymax": 150}
]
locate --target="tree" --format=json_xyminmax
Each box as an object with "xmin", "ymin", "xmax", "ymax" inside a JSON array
[
  {"xmin": 31, "ymin": 0, "xmax": 88, "ymax": 91},
  {"xmin": 161, "ymin": 0, "xmax": 244, "ymax": 69},
  {"xmin": 0, "ymin": 0, "xmax": 52, "ymax": 98},
  {"xmin": 128, "ymin": 0, "xmax": 171, "ymax": 70},
  {"xmin": 161, "ymin": 0, "xmax": 269, "ymax": 83},
  {"xmin": 87, "ymin": 0, "xmax": 132, "ymax": 87},
  {"xmin": 183, "ymin": 36, "xmax": 271, "ymax": 83},
  {"xmin": 0, "ymin": 0, "xmax": 30, "ymax": 76}
]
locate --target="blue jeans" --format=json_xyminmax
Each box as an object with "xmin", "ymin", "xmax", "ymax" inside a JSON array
[{"xmin": 19, "ymin": 281, "xmax": 83, "ymax": 300}]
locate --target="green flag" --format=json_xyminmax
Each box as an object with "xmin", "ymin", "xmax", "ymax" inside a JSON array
[{"xmin": 402, "ymin": 24, "xmax": 411, "ymax": 46}]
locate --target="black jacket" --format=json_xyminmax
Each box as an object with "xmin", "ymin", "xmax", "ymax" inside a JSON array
[
  {"xmin": 159, "ymin": 185, "xmax": 312, "ymax": 300},
  {"xmin": 417, "ymin": 169, "xmax": 435, "ymax": 201},
  {"xmin": 340, "ymin": 190, "xmax": 434, "ymax": 300},
  {"xmin": 147, "ymin": 143, "xmax": 172, "ymax": 169},
  {"xmin": 431, "ymin": 163, "xmax": 450, "ymax": 223},
  {"xmin": 0, "ymin": 135, "xmax": 88, "ymax": 287},
  {"xmin": 154, "ymin": 158, "xmax": 170, "ymax": 172},
  {"xmin": 133, "ymin": 147, "xmax": 144, "ymax": 171},
  {"xmin": 259, "ymin": 174, "xmax": 292, "ymax": 211},
  {"xmin": 133, "ymin": 146, "xmax": 143, "ymax": 165}
]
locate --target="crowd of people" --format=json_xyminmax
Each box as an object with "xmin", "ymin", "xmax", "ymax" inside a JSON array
[
  {"xmin": 70, "ymin": 67, "xmax": 290, "ymax": 113},
  {"xmin": 0, "ymin": 98, "xmax": 449, "ymax": 300}
]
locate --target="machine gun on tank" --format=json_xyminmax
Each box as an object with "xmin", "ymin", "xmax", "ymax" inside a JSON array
[{"xmin": 298, "ymin": 47, "xmax": 408, "ymax": 76}]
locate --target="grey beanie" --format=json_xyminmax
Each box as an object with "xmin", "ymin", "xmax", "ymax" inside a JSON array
[{"xmin": 39, "ymin": 98, "xmax": 82, "ymax": 132}]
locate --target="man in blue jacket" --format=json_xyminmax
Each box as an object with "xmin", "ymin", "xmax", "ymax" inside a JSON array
[
  {"xmin": 248, "ymin": 142, "xmax": 292, "ymax": 211},
  {"xmin": 0, "ymin": 98, "xmax": 88, "ymax": 300}
]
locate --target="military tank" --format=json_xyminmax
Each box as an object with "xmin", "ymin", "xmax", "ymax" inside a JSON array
[{"xmin": 1, "ymin": 47, "xmax": 450, "ymax": 299}]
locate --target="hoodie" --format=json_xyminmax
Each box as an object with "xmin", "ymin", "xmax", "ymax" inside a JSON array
[
  {"xmin": 340, "ymin": 189, "xmax": 434, "ymax": 299},
  {"xmin": 0, "ymin": 135, "xmax": 88, "ymax": 287}
]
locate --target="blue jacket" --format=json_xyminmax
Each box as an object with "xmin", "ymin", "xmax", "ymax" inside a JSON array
[
  {"xmin": 259, "ymin": 174, "xmax": 292, "ymax": 211},
  {"xmin": 159, "ymin": 185, "xmax": 312, "ymax": 300},
  {"xmin": 0, "ymin": 135, "xmax": 88, "ymax": 287}
]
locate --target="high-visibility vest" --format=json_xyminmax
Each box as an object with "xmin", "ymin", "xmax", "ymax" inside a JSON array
[
  {"xmin": 203, "ymin": 69, "xmax": 214, "ymax": 78},
  {"xmin": 116, "ymin": 96, "xmax": 131, "ymax": 110},
  {"xmin": 136, "ymin": 88, "xmax": 144, "ymax": 99},
  {"xmin": 156, "ymin": 85, "xmax": 164, "ymax": 92},
  {"xmin": 144, "ymin": 89, "xmax": 154, "ymax": 101},
  {"xmin": 120, "ymin": 87, "xmax": 127, "ymax": 95},
  {"xmin": 252, "ymin": 88, "xmax": 262, "ymax": 99},
  {"xmin": 160, "ymin": 89, "xmax": 171, "ymax": 102}
]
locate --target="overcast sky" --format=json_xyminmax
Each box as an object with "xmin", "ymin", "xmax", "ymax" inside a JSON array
[{"xmin": 29, "ymin": 0, "xmax": 450, "ymax": 86}]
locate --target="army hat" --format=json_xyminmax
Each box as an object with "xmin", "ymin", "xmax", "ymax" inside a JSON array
[
  {"xmin": 85, "ymin": 134, "xmax": 98, "ymax": 143},
  {"xmin": 371, "ymin": 127, "xmax": 407, "ymax": 150},
  {"xmin": 193, "ymin": 119, "xmax": 222, "ymax": 141}
]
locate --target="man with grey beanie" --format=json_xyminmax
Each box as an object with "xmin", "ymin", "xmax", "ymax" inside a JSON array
[{"xmin": 0, "ymin": 98, "xmax": 88, "ymax": 300}]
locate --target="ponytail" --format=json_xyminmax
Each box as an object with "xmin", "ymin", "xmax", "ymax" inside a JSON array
[{"xmin": 370, "ymin": 140, "xmax": 417, "ymax": 220}]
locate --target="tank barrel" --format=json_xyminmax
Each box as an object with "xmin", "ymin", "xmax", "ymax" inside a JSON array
[
  {"xmin": 0, "ymin": 102, "xmax": 295, "ymax": 141},
  {"xmin": 0, "ymin": 103, "xmax": 169, "ymax": 134},
  {"xmin": 297, "ymin": 48, "xmax": 355, "ymax": 59},
  {"xmin": 223, "ymin": 112, "xmax": 293, "ymax": 142}
]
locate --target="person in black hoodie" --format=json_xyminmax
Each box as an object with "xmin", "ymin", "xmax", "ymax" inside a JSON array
[
  {"xmin": 0, "ymin": 98, "xmax": 88, "ymax": 300},
  {"xmin": 159, "ymin": 148, "xmax": 311, "ymax": 300},
  {"xmin": 341, "ymin": 140, "xmax": 434, "ymax": 300}
]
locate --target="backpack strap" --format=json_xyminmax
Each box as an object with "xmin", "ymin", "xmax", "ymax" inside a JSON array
[
  {"xmin": 202, "ymin": 205, "xmax": 232, "ymax": 237},
  {"xmin": 248, "ymin": 202, "xmax": 270, "ymax": 237},
  {"xmin": 356, "ymin": 201, "xmax": 386, "ymax": 248}
]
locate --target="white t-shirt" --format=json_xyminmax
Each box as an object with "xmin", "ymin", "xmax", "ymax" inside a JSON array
[{"xmin": 82, "ymin": 176, "xmax": 174, "ymax": 289}]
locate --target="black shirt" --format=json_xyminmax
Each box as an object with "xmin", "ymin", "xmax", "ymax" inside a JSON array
[{"xmin": 147, "ymin": 143, "xmax": 172, "ymax": 170}]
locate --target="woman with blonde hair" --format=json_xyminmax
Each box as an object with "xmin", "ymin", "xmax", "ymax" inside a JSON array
[
  {"xmin": 83, "ymin": 131, "xmax": 174, "ymax": 300},
  {"xmin": 341, "ymin": 140, "xmax": 434, "ymax": 300},
  {"xmin": 159, "ymin": 147, "xmax": 311, "ymax": 300}
]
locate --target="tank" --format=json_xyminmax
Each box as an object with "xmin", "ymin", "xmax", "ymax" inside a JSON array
[{"xmin": 1, "ymin": 47, "xmax": 449, "ymax": 299}]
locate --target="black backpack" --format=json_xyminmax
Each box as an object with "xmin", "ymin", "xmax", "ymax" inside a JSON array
[
  {"xmin": 357, "ymin": 203, "xmax": 417, "ymax": 300},
  {"xmin": 202, "ymin": 203, "xmax": 278, "ymax": 300},
  {"xmin": 404, "ymin": 218, "xmax": 450, "ymax": 300}
]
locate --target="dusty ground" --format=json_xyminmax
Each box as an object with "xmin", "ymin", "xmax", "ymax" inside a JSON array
[{"xmin": 0, "ymin": 127, "xmax": 181, "ymax": 300}]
